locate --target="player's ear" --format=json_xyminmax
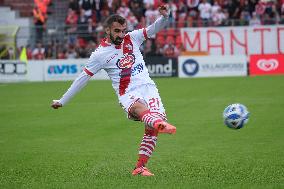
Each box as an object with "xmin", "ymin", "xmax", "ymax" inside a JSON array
[{"xmin": 105, "ymin": 27, "xmax": 110, "ymax": 35}]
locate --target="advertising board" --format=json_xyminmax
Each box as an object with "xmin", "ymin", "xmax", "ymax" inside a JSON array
[
  {"xmin": 249, "ymin": 54, "xmax": 284, "ymax": 76},
  {"xmin": 178, "ymin": 55, "xmax": 247, "ymax": 78}
]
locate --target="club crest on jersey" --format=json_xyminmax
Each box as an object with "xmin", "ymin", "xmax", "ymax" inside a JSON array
[
  {"xmin": 125, "ymin": 44, "xmax": 133, "ymax": 51},
  {"xmin": 116, "ymin": 54, "xmax": 136, "ymax": 69}
]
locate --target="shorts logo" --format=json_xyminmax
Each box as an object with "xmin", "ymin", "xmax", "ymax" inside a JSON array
[
  {"xmin": 257, "ymin": 59, "xmax": 279, "ymax": 71},
  {"xmin": 116, "ymin": 54, "xmax": 136, "ymax": 69}
]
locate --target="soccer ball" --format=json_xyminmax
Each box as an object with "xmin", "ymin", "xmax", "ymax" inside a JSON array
[{"xmin": 223, "ymin": 103, "xmax": 250, "ymax": 129}]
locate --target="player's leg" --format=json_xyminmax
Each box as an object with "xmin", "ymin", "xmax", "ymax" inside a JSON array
[
  {"xmin": 119, "ymin": 95, "xmax": 158, "ymax": 176},
  {"xmin": 118, "ymin": 85, "xmax": 176, "ymax": 176},
  {"xmin": 129, "ymin": 83, "xmax": 176, "ymax": 134},
  {"xmin": 129, "ymin": 101, "xmax": 176, "ymax": 134},
  {"xmin": 130, "ymin": 85, "xmax": 176, "ymax": 176},
  {"xmin": 132, "ymin": 125, "xmax": 158, "ymax": 176},
  {"xmin": 118, "ymin": 85, "xmax": 176, "ymax": 133}
]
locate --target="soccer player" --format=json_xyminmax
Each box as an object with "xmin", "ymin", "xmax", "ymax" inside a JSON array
[{"xmin": 51, "ymin": 5, "xmax": 176, "ymax": 176}]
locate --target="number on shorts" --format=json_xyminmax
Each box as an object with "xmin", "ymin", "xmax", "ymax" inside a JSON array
[{"xmin": 149, "ymin": 98, "xmax": 160, "ymax": 110}]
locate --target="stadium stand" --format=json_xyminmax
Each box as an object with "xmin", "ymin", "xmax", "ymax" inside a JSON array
[
  {"xmin": 0, "ymin": 0, "xmax": 283, "ymax": 60},
  {"xmin": 2, "ymin": 0, "xmax": 34, "ymax": 17}
]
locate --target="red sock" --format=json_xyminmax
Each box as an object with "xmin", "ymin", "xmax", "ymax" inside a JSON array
[
  {"xmin": 136, "ymin": 154, "xmax": 149, "ymax": 168},
  {"xmin": 139, "ymin": 110, "xmax": 163, "ymax": 129},
  {"xmin": 135, "ymin": 128, "xmax": 158, "ymax": 168}
]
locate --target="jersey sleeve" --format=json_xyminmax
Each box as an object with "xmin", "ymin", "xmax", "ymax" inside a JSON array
[
  {"xmin": 128, "ymin": 28, "xmax": 148, "ymax": 47},
  {"xmin": 129, "ymin": 16, "xmax": 169, "ymax": 47},
  {"xmin": 59, "ymin": 71, "xmax": 91, "ymax": 106},
  {"xmin": 146, "ymin": 16, "xmax": 168, "ymax": 38},
  {"xmin": 84, "ymin": 50, "xmax": 103, "ymax": 76}
]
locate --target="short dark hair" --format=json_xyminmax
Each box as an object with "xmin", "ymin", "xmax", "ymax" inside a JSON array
[{"xmin": 104, "ymin": 14, "xmax": 126, "ymax": 28}]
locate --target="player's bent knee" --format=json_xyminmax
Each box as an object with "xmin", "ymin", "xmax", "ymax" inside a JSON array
[{"xmin": 129, "ymin": 100, "xmax": 149, "ymax": 120}]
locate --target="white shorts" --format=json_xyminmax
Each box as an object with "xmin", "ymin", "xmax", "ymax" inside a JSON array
[{"xmin": 118, "ymin": 84, "xmax": 167, "ymax": 121}]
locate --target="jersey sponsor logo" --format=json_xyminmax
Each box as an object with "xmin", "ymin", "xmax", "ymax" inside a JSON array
[
  {"xmin": 131, "ymin": 63, "xmax": 143, "ymax": 76},
  {"xmin": 119, "ymin": 63, "xmax": 144, "ymax": 77},
  {"xmin": 48, "ymin": 64, "xmax": 77, "ymax": 74},
  {"xmin": 116, "ymin": 54, "xmax": 136, "ymax": 69},
  {"xmin": 106, "ymin": 53, "xmax": 119, "ymax": 63}
]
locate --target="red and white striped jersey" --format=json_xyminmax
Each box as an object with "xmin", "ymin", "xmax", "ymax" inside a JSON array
[{"xmin": 84, "ymin": 28, "xmax": 155, "ymax": 96}]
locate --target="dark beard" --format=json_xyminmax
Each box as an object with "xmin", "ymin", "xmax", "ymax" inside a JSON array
[{"xmin": 110, "ymin": 33, "xmax": 123, "ymax": 45}]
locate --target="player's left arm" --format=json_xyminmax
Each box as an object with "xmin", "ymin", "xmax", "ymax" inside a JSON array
[
  {"xmin": 146, "ymin": 5, "xmax": 170, "ymax": 38},
  {"xmin": 129, "ymin": 5, "xmax": 170, "ymax": 46}
]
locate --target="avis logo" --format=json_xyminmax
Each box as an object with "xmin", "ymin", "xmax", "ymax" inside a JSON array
[
  {"xmin": 48, "ymin": 65, "xmax": 77, "ymax": 74},
  {"xmin": 257, "ymin": 59, "xmax": 279, "ymax": 71},
  {"xmin": 116, "ymin": 54, "xmax": 135, "ymax": 69}
]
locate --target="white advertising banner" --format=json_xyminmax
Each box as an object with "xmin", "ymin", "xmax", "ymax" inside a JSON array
[
  {"xmin": 181, "ymin": 25, "xmax": 284, "ymax": 55},
  {"xmin": 178, "ymin": 55, "xmax": 247, "ymax": 78},
  {"xmin": 42, "ymin": 59, "xmax": 108, "ymax": 81},
  {"xmin": 0, "ymin": 61, "xmax": 28, "ymax": 82},
  {"xmin": 27, "ymin": 60, "xmax": 44, "ymax": 81},
  {"xmin": 1, "ymin": 59, "xmax": 109, "ymax": 82}
]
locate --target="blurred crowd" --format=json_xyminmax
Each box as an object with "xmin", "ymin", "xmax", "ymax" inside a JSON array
[
  {"xmin": 33, "ymin": 0, "xmax": 52, "ymax": 41},
  {"xmin": 2, "ymin": 0, "xmax": 284, "ymax": 60}
]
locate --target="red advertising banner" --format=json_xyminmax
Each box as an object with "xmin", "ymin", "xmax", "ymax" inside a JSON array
[
  {"xmin": 250, "ymin": 54, "xmax": 284, "ymax": 76},
  {"xmin": 181, "ymin": 26, "xmax": 284, "ymax": 55}
]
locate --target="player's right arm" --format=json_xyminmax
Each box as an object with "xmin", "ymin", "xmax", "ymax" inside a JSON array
[
  {"xmin": 51, "ymin": 51, "xmax": 102, "ymax": 109},
  {"xmin": 51, "ymin": 71, "xmax": 91, "ymax": 109}
]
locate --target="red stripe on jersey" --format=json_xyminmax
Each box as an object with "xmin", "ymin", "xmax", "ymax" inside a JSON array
[
  {"xmin": 119, "ymin": 35, "xmax": 134, "ymax": 96},
  {"xmin": 100, "ymin": 38, "xmax": 111, "ymax": 47},
  {"xmin": 122, "ymin": 34, "xmax": 133, "ymax": 54},
  {"xmin": 143, "ymin": 28, "xmax": 148, "ymax": 40},
  {"xmin": 119, "ymin": 68, "xmax": 131, "ymax": 96},
  {"xmin": 84, "ymin": 68, "xmax": 94, "ymax": 76}
]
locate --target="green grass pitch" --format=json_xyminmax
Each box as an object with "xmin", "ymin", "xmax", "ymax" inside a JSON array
[{"xmin": 0, "ymin": 76, "xmax": 283, "ymax": 189}]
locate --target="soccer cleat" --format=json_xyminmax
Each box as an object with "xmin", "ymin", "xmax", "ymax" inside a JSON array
[
  {"xmin": 154, "ymin": 121, "xmax": 176, "ymax": 134},
  {"xmin": 132, "ymin": 166, "xmax": 154, "ymax": 176}
]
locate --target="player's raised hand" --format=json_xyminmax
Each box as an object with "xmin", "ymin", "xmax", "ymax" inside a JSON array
[
  {"xmin": 51, "ymin": 100, "xmax": 62, "ymax": 109},
  {"xmin": 158, "ymin": 5, "xmax": 170, "ymax": 18}
]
